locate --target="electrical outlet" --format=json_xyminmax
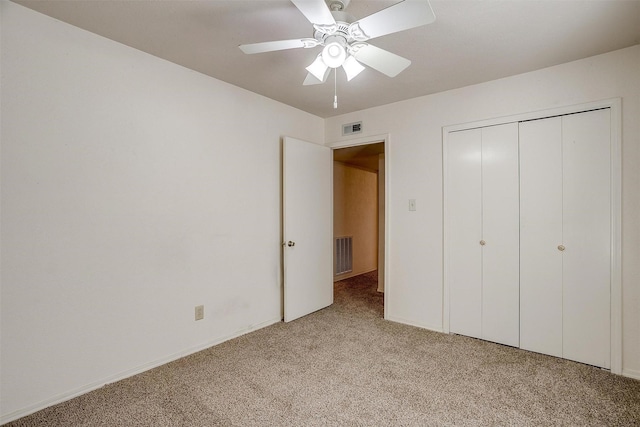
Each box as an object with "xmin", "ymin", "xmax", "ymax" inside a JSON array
[{"xmin": 195, "ymin": 305, "xmax": 204, "ymax": 321}]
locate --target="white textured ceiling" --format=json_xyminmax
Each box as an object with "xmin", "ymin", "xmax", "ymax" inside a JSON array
[{"xmin": 13, "ymin": 0, "xmax": 640, "ymax": 118}]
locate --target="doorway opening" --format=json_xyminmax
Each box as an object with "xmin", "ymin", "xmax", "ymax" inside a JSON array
[{"xmin": 332, "ymin": 142, "xmax": 385, "ymax": 316}]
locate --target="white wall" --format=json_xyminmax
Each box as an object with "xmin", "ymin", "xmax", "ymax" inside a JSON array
[
  {"xmin": 325, "ymin": 45, "xmax": 640, "ymax": 378},
  {"xmin": 0, "ymin": 2, "xmax": 323, "ymax": 422},
  {"xmin": 333, "ymin": 162, "xmax": 378, "ymax": 279}
]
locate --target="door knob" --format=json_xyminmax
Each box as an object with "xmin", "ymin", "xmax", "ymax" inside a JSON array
[
  {"xmin": 479, "ymin": 240, "xmax": 486, "ymax": 246},
  {"xmin": 287, "ymin": 241, "xmax": 296, "ymax": 247},
  {"xmin": 558, "ymin": 245, "xmax": 565, "ymax": 251}
]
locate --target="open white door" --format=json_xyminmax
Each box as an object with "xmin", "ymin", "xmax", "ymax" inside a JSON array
[{"xmin": 283, "ymin": 137, "xmax": 333, "ymax": 322}]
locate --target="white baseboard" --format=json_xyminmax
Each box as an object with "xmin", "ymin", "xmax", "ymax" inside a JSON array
[
  {"xmin": 0, "ymin": 317, "xmax": 281, "ymax": 425},
  {"xmin": 385, "ymin": 315, "xmax": 443, "ymax": 334},
  {"xmin": 622, "ymin": 368, "xmax": 640, "ymax": 380}
]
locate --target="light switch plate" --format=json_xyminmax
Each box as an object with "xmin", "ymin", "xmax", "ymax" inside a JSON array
[{"xmin": 195, "ymin": 305, "xmax": 204, "ymax": 321}]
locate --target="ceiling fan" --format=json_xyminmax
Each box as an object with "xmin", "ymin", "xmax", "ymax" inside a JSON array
[{"xmin": 239, "ymin": 0, "xmax": 436, "ymax": 86}]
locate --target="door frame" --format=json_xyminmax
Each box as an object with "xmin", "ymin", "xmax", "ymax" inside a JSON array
[
  {"xmin": 329, "ymin": 133, "xmax": 390, "ymax": 320},
  {"xmin": 442, "ymin": 98, "xmax": 622, "ymax": 374}
]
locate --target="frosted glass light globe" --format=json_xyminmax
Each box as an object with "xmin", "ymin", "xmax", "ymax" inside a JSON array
[{"xmin": 322, "ymin": 42, "xmax": 347, "ymax": 68}]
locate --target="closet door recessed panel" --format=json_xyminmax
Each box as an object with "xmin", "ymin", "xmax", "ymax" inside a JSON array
[
  {"xmin": 519, "ymin": 117, "xmax": 563, "ymax": 358},
  {"xmin": 562, "ymin": 109, "xmax": 611, "ymax": 368},
  {"xmin": 481, "ymin": 123, "xmax": 520, "ymax": 347},
  {"xmin": 447, "ymin": 129, "xmax": 483, "ymax": 339}
]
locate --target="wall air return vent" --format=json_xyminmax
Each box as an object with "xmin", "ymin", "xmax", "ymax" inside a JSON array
[
  {"xmin": 342, "ymin": 121, "xmax": 362, "ymax": 136},
  {"xmin": 335, "ymin": 236, "xmax": 353, "ymax": 276}
]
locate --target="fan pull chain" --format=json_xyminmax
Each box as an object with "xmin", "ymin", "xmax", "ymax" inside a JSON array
[{"xmin": 333, "ymin": 68, "xmax": 338, "ymax": 109}]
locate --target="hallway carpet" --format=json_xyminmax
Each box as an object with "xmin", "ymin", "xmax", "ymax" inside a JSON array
[{"xmin": 8, "ymin": 271, "xmax": 640, "ymax": 426}]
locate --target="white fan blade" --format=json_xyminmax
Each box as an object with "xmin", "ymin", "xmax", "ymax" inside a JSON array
[
  {"xmin": 352, "ymin": 44, "xmax": 411, "ymax": 77},
  {"xmin": 239, "ymin": 39, "xmax": 313, "ymax": 54},
  {"xmin": 349, "ymin": 0, "xmax": 435, "ymax": 41},
  {"xmin": 291, "ymin": 0, "xmax": 336, "ymax": 25}
]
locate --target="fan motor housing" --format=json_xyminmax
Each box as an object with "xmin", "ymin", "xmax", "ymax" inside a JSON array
[{"xmin": 314, "ymin": 14, "xmax": 354, "ymax": 45}]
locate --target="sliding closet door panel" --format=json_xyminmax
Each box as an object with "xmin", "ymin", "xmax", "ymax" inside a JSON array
[
  {"xmin": 447, "ymin": 129, "xmax": 482, "ymax": 339},
  {"xmin": 562, "ymin": 109, "xmax": 611, "ymax": 368},
  {"xmin": 519, "ymin": 117, "xmax": 563, "ymax": 358},
  {"xmin": 481, "ymin": 123, "xmax": 520, "ymax": 347}
]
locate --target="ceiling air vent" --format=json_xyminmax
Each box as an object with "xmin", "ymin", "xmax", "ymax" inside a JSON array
[{"xmin": 342, "ymin": 121, "xmax": 362, "ymax": 136}]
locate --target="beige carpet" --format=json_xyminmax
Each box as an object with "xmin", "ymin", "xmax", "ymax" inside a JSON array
[{"xmin": 7, "ymin": 271, "xmax": 640, "ymax": 426}]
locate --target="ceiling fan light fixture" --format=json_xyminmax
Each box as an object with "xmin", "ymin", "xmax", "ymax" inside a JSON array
[
  {"xmin": 322, "ymin": 41, "xmax": 347, "ymax": 68},
  {"xmin": 342, "ymin": 55, "xmax": 365, "ymax": 81},
  {"xmin": 306, "ymin": 54, "xmax": 330, "ymax": 81}
]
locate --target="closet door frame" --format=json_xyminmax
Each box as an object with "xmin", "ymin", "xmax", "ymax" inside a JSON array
[{"xmin": 443, "ymin": 98, "xmax": 622, "ymax": 374}]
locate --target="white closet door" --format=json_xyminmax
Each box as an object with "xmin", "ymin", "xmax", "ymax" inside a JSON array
[
  {"xmin": 447, "ymin": 128, "xmax": 482, "ymax": 339},
  {"xmin": 481, "ymin": 123, "xmax": 520, "ymax": 347},
  {"xmin": 519, "ymin": 117, "xmax": 563, "ymax": 358},
  {"xmin": 562, "ymin": 109, "xmax": 611, "ymax": 368}
]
